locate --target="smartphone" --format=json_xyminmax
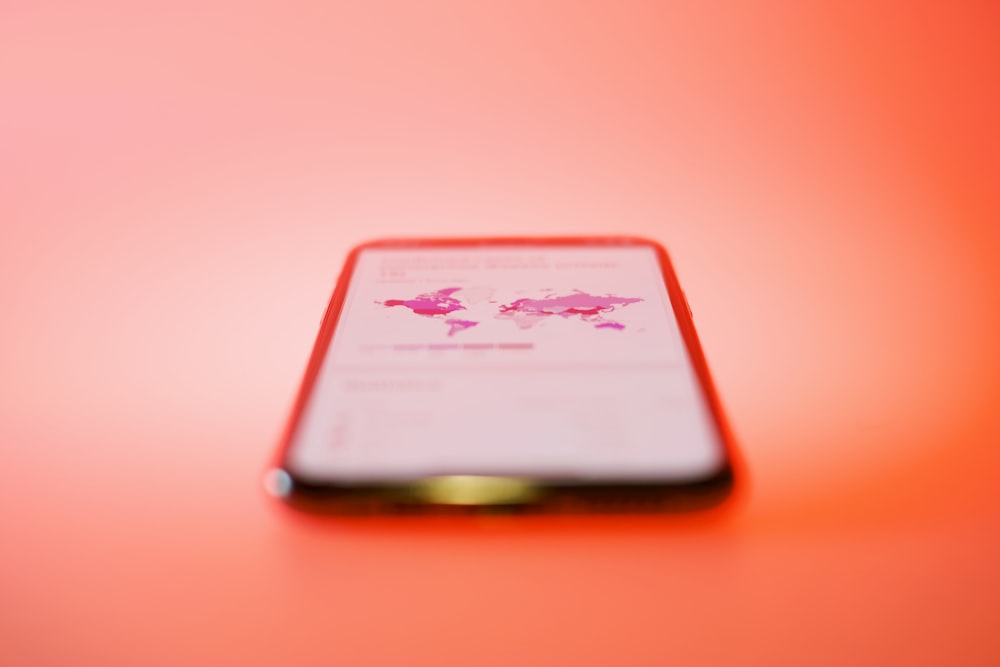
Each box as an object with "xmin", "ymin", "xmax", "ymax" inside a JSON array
[{"xmin": 266, "ymin": 237, "xmax": 737, "ymax": 513}]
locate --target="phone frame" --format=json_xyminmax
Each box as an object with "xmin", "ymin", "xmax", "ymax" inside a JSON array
[{"xmin": 267, "ymin": 236, "xmax": 739, "ymax": 513}]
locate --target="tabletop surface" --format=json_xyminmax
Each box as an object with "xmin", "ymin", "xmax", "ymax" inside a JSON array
[{"xmin": 3, "ymin": 2, "xmax": 999, "ymax": 665}]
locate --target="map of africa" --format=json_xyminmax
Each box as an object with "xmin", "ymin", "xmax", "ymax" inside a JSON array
[{"xmin": 379, "ymin": 288, "xmax": 642, "ymax": 336}]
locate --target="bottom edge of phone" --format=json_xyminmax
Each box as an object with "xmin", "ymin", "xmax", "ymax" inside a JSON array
[{"xmin": 267, "ymin": 469, "xmax": 736, "ymax": 516}]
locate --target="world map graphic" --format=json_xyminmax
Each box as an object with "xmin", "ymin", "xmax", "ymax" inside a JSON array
[{"xmin": 379, "ymin": 288, "xmax": 642, "ymax": 336}]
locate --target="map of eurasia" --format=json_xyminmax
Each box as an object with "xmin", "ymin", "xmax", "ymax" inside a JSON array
[{"xmin": 379, "ymin": 288, "xmax": 642, "ymax": 336}]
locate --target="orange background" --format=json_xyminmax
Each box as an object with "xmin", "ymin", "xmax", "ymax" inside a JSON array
[{"xmin": 2, "ymin": 1, "xmax": 998, "ymax": 665}]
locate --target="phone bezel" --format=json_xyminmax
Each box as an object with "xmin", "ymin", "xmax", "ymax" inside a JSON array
[{"xmin": 268, "ymin": 236, "xmax": 739, "ymax": 513}]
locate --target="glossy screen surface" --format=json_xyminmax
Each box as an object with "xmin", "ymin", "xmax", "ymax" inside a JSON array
[{"xmin": 288, "ymin": 245, "xmax": 723, "ymax": 480}]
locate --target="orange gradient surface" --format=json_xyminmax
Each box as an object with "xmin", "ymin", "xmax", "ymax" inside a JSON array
[{"xmin": 2, "ymin": 2, "xmax": 999, "ymax": 665}]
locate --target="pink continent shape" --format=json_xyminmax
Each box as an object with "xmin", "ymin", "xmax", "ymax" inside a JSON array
[
  {"xmin": 382, "ymin": 287, "xmax": 465, "ymax": 316},
  {"xmin": 380, "ymin": 288, "xmax": 481, "ymax": 336},
  {"xmin": 497, "ymin": 291, "xmax": 641, "ymax": 330},
  {"xmin": 445, "ymin": 319, "xmax": 478, "ymax": 336}
]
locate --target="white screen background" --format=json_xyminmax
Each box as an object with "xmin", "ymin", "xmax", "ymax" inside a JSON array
[{"xmin": 288, "ymin": 245, "xmax": 723, "ymax": 480}]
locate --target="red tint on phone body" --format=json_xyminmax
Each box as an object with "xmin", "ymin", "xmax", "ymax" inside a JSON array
[{"xmin": 269, "ymin": 237, "xmax": 741, "ymax": 513}]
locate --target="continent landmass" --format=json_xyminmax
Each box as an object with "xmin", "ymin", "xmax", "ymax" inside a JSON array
[
  {"xmin": 381, "ymin": 287, "xmax": 464, "ymax": 316},
  {"xmin": 379, "ymin": 288, "xmax": 641, "ymax": 335},
  {"xmin": 496, "ymin": 291, "xmax": 642, "ymax": 330},
  {"xmin": 380, "ymin": 287, "xmax": 473, "ymax": 337}
]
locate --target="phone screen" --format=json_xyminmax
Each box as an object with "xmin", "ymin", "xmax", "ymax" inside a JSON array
[{"xmin": 286, "ymin": 243, "xmax": 725, "ymax": 482}]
